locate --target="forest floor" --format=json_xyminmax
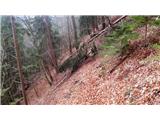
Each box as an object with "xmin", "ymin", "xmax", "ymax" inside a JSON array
[
  {"xmin": 26, "ymin": 47, "xmax": 160, "ymax": 105},
  {"xmin": 25, "ymin": 30, "xmax": 160, "ymax": 105}
]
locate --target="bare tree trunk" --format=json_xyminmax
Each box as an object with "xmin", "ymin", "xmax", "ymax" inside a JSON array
[
  {"xmin": 101, "ymin": 16, "xmax": 106, "ymax": 30},
  {"xmin": 106, "ymin": 16, "xmax": 112, "ymax": 27},
  {"xmin": 145, "ymin": 23, "xmax": 148, "ymax": 42},
  {"xmin": 109, "ymin": 53, "xmax": 131, "ymax": 74},
  {"xmin": 41, "ymin": 61, "xmax": 53, "ymax": 86},
  {"xmin": 95, "ymin": 16, "xmax": 98, "ymax": 30},
  {"xmin": 43, "ymin": 16, "xmax": 59, "ymax": 73},
  {"xmin": 71, "ymin": 16, "xmax": 79, "ymax": 50},
  {"xmin": 144, "ymin": 16, "xmax": 149, "ymax": 43},
  {"xmin": 66, "ymin": 17, "xmax": 72, "ymax": 54},
  {"xmin": 33, "ymin": 87, "xmax": 39, "ymax": 98},
  {"xmin": 91, "ymin": 16, "xmax": 96, "ymax": 33},
  {"xmin": 10, "ymin": 16, "xmax": 28, "ymax": 105},
  {"xmin": 86, "ymin": 17, "xmax": 91, "ymax": 35}
]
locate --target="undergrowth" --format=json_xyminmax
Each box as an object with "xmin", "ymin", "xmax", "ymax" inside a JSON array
[{"xmin": 102, "ymin": 16, "xmax": 160, "ymax": 57}]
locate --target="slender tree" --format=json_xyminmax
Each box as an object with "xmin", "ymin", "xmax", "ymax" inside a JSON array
[
  {"xmin": 79, "ymin": 16, "xmax": 91, "ymax": 36},
  {"xmin": 86, "ymin": 16, "xmax": 91, "ymax": 35},
  {"xmin": 101, "ymin": 16, "xmax": 106, "ymax": 30},
  {"xmin": 66, "ymin": 17, "xmax": 72, "ymax": 54},
  {"xmin": 106, "ymin": 16, "xmax": 112, "ymax": 27},
  {"xmin": 131, "ymin": 16, "xmax": 152, "ymax": 45},
  {"xmin": 43, "ymin": 16, "xmax": 59, "ymax": 73},
  {"xmin": 10, "ymin": 16, "xmax": 28, "ymax": 105},
  {"xmin": 144, "ymin": 17, "xmax": 149, "ymax": 42},
  {"xmin": 71, "ymin": 16, "xmax": 79, "ymax": 50}
]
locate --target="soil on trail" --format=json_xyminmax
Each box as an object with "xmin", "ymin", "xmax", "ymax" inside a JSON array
[{"xmin": 26, "ymin": 46, "xmax": 160, "ymax": 105}]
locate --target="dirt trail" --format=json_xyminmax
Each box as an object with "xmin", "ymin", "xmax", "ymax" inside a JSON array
[{"xmin": 26, "ymin": 46, "xmax": 160, "ymax": 105}]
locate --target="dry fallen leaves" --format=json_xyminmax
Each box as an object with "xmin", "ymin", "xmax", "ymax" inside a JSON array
[{"xmin": 25, "ymin": 46, "xmax": 160, "ymax": 105}]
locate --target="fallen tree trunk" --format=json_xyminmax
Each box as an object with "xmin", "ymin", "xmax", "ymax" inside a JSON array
[
  {"xmin": 61, "ymin": 16, "xmax": 127, "ymax": 61},
  {"xmin": 58, "ymin": 42, "xmax": 98, "ymax": 73},
  {"xmin": 58, "ymin": 16, "xmax": 127, "ymax": 74},
  {"xmin": 58, "ymin": 47, "xmax": 88, "ymax": 73},
  {"xmin": 109, "ymin": 52, "xmax": 132, "ymax": 73},
  {"xmin": 88, "ymin": 16, "xmax": 127, "ymax": 43}
]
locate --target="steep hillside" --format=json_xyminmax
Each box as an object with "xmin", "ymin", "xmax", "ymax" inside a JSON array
[{"xmin": 25, "ymin": 45, "xmax": 160, "ymax": 105}]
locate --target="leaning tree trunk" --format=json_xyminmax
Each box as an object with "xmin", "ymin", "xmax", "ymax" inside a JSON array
[
  {"xmin": 71, "ymin": 16, "xmax": 79, "ymax": 50},
  {"xmin": 10, "ymin": 16, "xmax": 28, "ymax": 105},
  {"xmin": 43, "ymin": 16, "xmax": 59, "ymax": 73},
  {"xmin": 67, "ymin": 16, "xmax": 72, "ymax": 54}
]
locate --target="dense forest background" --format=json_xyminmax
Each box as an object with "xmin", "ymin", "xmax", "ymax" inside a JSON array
[{"xmin": 0, "ymin": 16, "xmax": 160, "ymax": 105}]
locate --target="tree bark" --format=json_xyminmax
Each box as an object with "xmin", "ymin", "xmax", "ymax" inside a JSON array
[
  {"xmin": 86, "ymin": 17, "xmax": 91, "ymax": 35},
  {"xmin": 145, "ymin": 23, "xmax": 148, "ymax": 42},
  {"xmin": 88, "ymin": 16, "xmax": 127, "ymax": 43},
  {"xmin": 106, "ymin": 16, "xmax": 112, "ymax": 27},
  {"xmin": 43, "ymin": 16, "xmax": 59, "ymax": 73},
  {"xmin": 101, "ymin": 16, "xmax": 106, "ymax": 30},
  {"xmin": 109, "ymin": 53, "xmax": 130, "ymax": 74},
  {"xmin": 41, "ymin": 61, "xmax": 53, "ymax": 86},
  {"xmin": 95, "ymin": 16, "xmax": 98, "ymax": 30},
  {"xmin": 10, "ymin": 16, "xmax": 28, "ymax": 105},
  {"xmin": 67, "ymin": 17, "xmax": 72, "ymax": 54},
  {"xmin": 144, "ymin": 17, "xmax": 149, "ymax": 47},
  {"xmin": 71, "ymin": 16, "xmax": 79, "ymax": 50},
  {"xmin": 91, "ymin": 16, "xmax": 96, "ymax": 33}
]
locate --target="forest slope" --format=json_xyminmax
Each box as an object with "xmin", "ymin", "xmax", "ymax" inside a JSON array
[
  {"xmin": 24, "ymin": 19, "xmax": 160, "ymax": 105},
  {"xmin": 26, "ymin": 45, "xmax": 160, "ymax": 105}
]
